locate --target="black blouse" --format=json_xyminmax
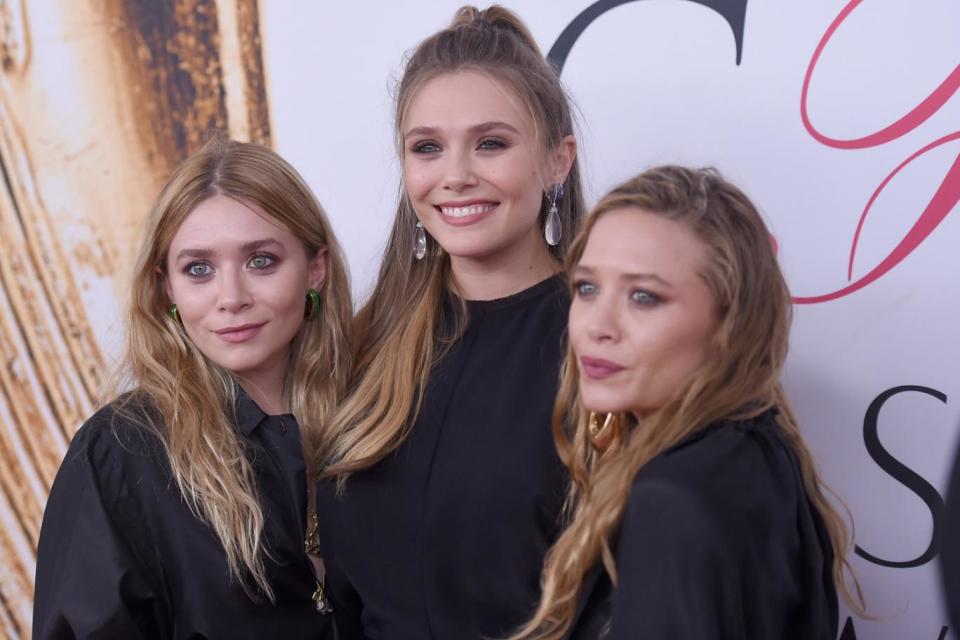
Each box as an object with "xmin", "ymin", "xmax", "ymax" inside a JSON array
[
  {"xmin": 568, "ymin": 410, "xmax": 839, "ymax": 639},
  {"xmin": 315, "ymin": 275, "xmax": 570, "ymax": 639},
  {"xmin": 33, "ymin": 390, "xmax": 331, "ymax": 640}
]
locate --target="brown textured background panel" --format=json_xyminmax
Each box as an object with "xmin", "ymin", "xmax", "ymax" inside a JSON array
[{"xmin": 0, "ymin": 1, "xmax": 269, "ymax": 636}]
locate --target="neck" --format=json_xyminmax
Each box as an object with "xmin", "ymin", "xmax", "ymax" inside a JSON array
[
  {"xmin": 449, "ymin": 230, "xmax": 559, "ymax": 301},
  {"xmin": 235, "ymin": 356, "xmax": 287, "ymax": 416}
]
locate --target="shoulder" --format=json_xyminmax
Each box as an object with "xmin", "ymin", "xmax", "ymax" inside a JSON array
[
  {"xmin": 62, "ymin": 392, "xmax": 167, "ymax": 481},
  {"xmin": 622, "ymin": 411, "xmax": 799, "ymax": 546}
]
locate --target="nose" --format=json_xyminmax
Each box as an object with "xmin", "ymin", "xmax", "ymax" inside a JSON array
[
  {"xmin": 441, "ymin": 147, "xmax": 478, "ymax": 191},
  {"xmin": 216, "ymin": 266, "xmax": 253, "ymax": 313},
  {"xmin": 584, "ymin": 292, "xmax": 620, "ymax": 344}
]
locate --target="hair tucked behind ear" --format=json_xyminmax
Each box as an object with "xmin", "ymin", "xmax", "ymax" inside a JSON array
[
  {"xmin": 321, "ymin": 5, "xmax": 586, "ymax": 484},
  {"xmin": 107, "ymin": 136, "xmax": 353, "ymax": 600},
  {"xmin": 509, "ymin": 166, "xmax": 864, "ymax": 639}
]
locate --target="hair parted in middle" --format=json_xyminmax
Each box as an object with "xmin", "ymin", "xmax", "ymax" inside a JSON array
[
  {"xmin": 321, "ymin": 5, "xmax": 586, "ymax": 482},
  {"xmin": 110, "ymin": 135, "xmax": 353, "ymax": 600},
  {"xmin": 509, "ymin": 166, "xmax": 863, "ymax": 639}
]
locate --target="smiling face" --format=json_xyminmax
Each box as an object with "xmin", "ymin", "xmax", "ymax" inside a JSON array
[
  {"xmin": 402, "ymin": 70, "xmax": 569, "ymax": 273},
  {"xmin": 164, "ymin": 194, "xmax": 327, "ymax": 390},
  {"xmin": 569, "ymin": 208, "xmax": 720, "ymax": 417}
]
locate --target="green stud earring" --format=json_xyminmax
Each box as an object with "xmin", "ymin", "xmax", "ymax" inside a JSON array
[
  {"xmin": 168, "ymin": 304, "xmax": 181, "ymax": 325},
  {"xmin": 304, "ymin": 288, "xmax": 321, "ymax": 320}
]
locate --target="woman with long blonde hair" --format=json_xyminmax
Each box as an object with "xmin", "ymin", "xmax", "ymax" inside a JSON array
[
  {"xmin": 34, "ymin": 137, "xmax": 352, "ymax": 638},
  {"xmin": 314, "ymin": 5, "xmax": 585, "ymax": 638},
  {"xmin": 512, "ymin": 166, "xmax": 861, "ymax": 639}
]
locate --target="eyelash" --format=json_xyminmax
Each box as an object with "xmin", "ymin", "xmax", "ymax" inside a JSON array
[
  {"xmin": 630, "ymin": 289, "xmax": 660, "ymax": 306},
  {"xmin": 573, "ymin": 280, "xmax": 598, "ymax": 298},
  {"xmin": 572, "ymin": 280, "xmax": 661, "ymax": 307},
  {"xmin": 182, "ymin": 253, "xmax": 279, "ymax": 280},
  {"xmin": 409, "ymin": 137, "xmax": 508, "ymax": 154},
  {"xmin": 410, "ymin": 141, "xmax": 440, "ymax": 154}
]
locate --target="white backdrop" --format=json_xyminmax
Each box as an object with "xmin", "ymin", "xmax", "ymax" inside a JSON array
[{"xmin": 261, "ymin": 1, "xmax": 960, "ymax": 638}]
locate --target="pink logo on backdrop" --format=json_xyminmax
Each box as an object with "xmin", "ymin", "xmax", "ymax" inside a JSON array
[{"xmin": 794, "ymin": 0, "xmax": 960, "ymax": 304}]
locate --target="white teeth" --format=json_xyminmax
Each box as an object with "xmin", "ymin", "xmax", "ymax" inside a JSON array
[{"xmin": 440, "ymin": 203, "xmax": 497, "ymax": 218}]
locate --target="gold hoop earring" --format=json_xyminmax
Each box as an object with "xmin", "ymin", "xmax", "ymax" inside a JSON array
[{"xmin": 588, "ymin": 412, "xmax": 621, "ymax": 453}]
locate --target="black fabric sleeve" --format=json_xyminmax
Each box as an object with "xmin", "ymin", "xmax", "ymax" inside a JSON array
[
  {"xmin": 607, "ymin": 479, "xmax": 744, "ymax": 640},
  {"xmin": 33, "ymin": 425, "xmax": 161, "ymax": 640}
]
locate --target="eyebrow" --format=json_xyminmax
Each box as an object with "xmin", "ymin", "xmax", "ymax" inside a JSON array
[
  {"xmin": 174, "ymin": 238, "xmax": 284, "ymax": 262},
  {"xmin": 403, "ymin": 121, "xmax": 521, "ymax": 140},
  {"xmin": 573, "ymin": 265, "xmax": 673, "ymax": 289}
]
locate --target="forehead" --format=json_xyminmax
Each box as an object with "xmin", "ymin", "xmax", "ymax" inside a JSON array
[
  {"xmin": 169, "ymin": 194, "xmax": 293, "ymax": 249},
  {"xmin": 404, "ymin": 69, "xmax": 533, "ymax": 132},
  {"xmin": 579, "ymin": 208, "xmax": 707, "ymax": 278}
]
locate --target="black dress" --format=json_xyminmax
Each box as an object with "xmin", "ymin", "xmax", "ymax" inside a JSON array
[
  {"xmin": 33, "ymin": 390, "xmax": 331, "ymax": 640},
  {"xmin": 315, "ymin": 275, "xmax": 570, "ymax": 639},
  {"xmin": 569, "ymin": 410, "xmax": 839, "ymax": 640}
]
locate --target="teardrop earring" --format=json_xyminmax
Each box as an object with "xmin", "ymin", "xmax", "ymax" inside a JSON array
[
  {"xmin": 414, "ymin": 221, "xmax": 427, "ymax": 261},
  {"xmin": 544, "ymin": 183, "xmax": 563, "ymax": 246}
]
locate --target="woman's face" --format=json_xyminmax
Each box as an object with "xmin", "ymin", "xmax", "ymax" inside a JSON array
[
  {"xmin": 401, "ymin": 70, "xmax": 572, "ymax": 267},
  {"xmin": 164, "ymin": 194, "xmax": 327, "ymax": 388},
  {"xmin": 569, "ymin": 208, "xmax": 719, "ymax": 417}
]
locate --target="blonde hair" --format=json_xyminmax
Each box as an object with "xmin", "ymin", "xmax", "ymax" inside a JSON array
[
  {"xmin": 511, "ymin": 166, "xmax": 863, "ymax": 638},
  {"xmin": 110, "ymin": 136, "xmax": 352, "ymax": 599},
  {"xmin": 321, "ymin": 5, "xmax": 586, "ymax": 481}
]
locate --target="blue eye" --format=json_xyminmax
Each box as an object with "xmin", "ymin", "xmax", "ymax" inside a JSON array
[
  {"xmin": 631, "ymin": 289, "xmax": 659, "ymax": 306},
  {"xmin": 573, "ymin": 281, "xmax": 598, "ymax": 297},
  {"xmin": 411, "ymin": 141, "xmax": 441, "ymax": 154},
  {"xmin": 248, "ymin": 254, "xmax": 276, "ymax": 270},
  {"xmin": 186, "ymin": 262, "xmax": 213, "ymax": 278},
  {"xmin": 477, "ymin": 137, "xmax": 506, "ymax": 150}
]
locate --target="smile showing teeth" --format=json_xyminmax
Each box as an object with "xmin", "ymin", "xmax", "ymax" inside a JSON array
[{"xmin": 439, "ymin": 203, "xmax": 497, "ymax": 218}]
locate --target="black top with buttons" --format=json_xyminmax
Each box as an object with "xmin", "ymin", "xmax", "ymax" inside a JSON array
[
  {"xmin": 316, "ymin": 275, "xmax": 571, "ymax": 640},
  {"xmin": 33, "ymin": 389, "xmax": 332, "ymax": 640}
]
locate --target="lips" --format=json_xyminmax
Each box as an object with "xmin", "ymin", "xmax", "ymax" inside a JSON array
[
  {"xmin": 580, "ymin": 356, "xmax": 625, "ymax": 380},
  {"xmin": 214, "ymin": 322, "xmax": 266, "ymax": 344},
  {"xmin": 435, "ymin": 200, "xmax": 499, "ymax": 226}
]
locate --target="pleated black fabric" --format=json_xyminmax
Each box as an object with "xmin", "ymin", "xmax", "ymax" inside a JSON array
[
  {"xmin": 316, "ymin": 276, "xmax": 570, "ymax": 639},
  {"xmin": 568, "ymin": 410, "xmax": 839, "ymax": 640},
  {"xmin": 33, "ymin": 390, "xmax": 331, "ymax": 640}
]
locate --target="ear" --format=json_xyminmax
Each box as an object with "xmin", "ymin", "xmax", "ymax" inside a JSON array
[
  {"xmin": 547, "ymin": 134, "xmax": 577, "ymax": 185},
  {"xmin": 309, "ymin": 246, "xmax": 329, "ymax": 291}
]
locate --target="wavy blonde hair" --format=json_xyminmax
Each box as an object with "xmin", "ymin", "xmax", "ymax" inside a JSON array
[
  {"xmin": 511, "ymin": 166, "xmax": 863, "ymax": 638},
  {"xmin": 321, "ymin": 5, "xmax": 586, "ymax": 482},
  {"xmin": 109, "ymin": 136, "xmax": 352, "ymax": 600}
]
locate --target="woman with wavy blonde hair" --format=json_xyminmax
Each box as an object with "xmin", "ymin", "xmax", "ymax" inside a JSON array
[
  {"xmin": 34, "ymin": 137, "xmax": 351, "ymax": 639},
  {"xmin": 511, "ymin": 166, "xmax": 862, "ymax": 639},
  {"xmin": 314, "ymin": 5, "xmax": 584, "ymax": 638}
]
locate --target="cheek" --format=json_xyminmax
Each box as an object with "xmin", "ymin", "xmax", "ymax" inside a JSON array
[
  {"xmin": 168, "ymin": 280, "xmax": 214, "ymax": 321},
  {"xmin": 632, "ymin": 317, "xmax": 714, "ymax": 397},
  {"xmin": 504, "ymin": 166, "xmax": 543, "ymax": 211},
  {"xmin": 402, "ymin": 161, "xmax": 434, "ymax": 200},
  {"xmin": 567, "ymin": 302, "xmax": 589, "ymax": 354}
]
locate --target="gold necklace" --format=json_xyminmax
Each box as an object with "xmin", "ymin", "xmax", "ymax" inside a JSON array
[{"xmin": 305, "ymin": 508, "xmax": 333, "ymax": 614}]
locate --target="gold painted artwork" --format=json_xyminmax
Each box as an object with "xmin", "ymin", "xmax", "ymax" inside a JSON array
[{"xmin": 0, "ymin": 0, "xmax": 270, "ymax": 636}]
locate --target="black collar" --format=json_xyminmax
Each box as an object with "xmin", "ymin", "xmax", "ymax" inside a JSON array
[{"xmin": 233, "ymin": 387, "xmax": 268, "ymax": 436}]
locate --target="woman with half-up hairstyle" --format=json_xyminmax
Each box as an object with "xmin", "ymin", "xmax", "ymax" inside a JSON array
[
  {"xmin": 511, "ymin": 166, "xmax": 863, "ymax": 640},
  {"xmin": 34, "ymin": 137, "xmax": 351, "ymax": 639},
  {"xmin": 314, "ymin": 5, "xmax": 584, "ymax": 639}
]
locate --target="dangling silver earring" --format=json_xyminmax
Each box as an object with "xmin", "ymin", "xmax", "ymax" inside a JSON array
[
  {"xmin": 414, "ymin": 220, "xmax": 427, "ymax": 260},
  {"xmin": 544, "ymin": 183, "xmax": 563, "ymax": 246}
]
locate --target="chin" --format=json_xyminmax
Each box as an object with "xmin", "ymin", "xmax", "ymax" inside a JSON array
[
  {"xmin": 207, "ymin": 352, "xmax": 266, "ymax": 376},
  {"xmin": 578, "ymin": 387, "xmax": 633, "ymax": 416}
]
